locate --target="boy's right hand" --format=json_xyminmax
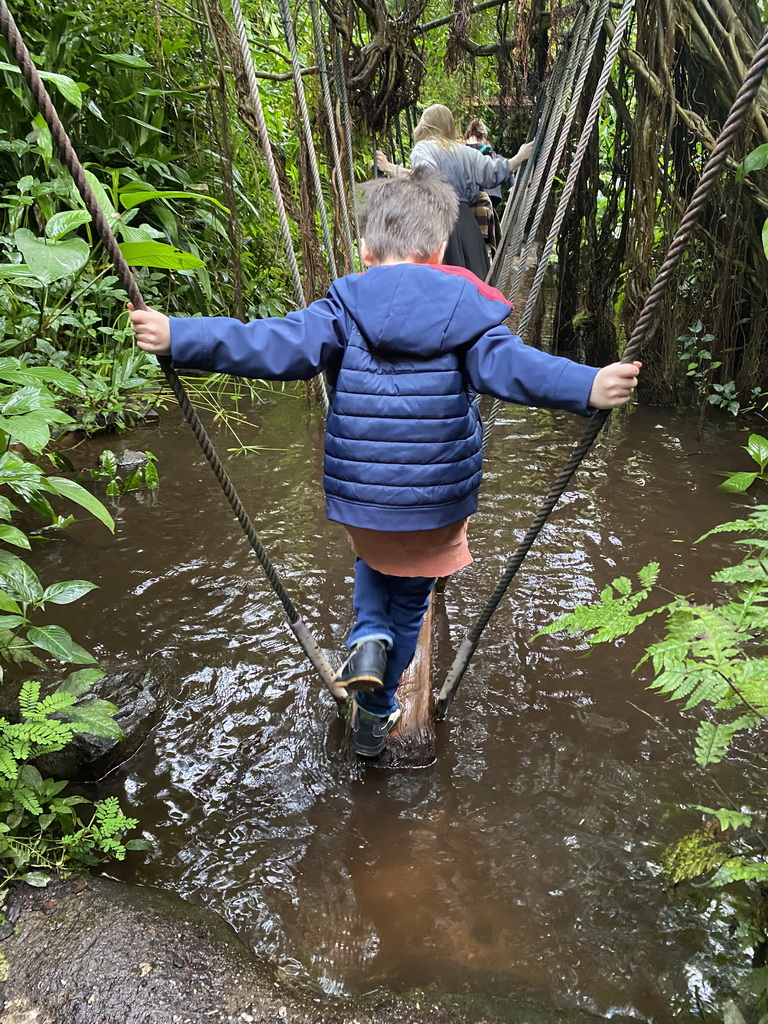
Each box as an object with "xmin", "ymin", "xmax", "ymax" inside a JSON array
[
  {"xmin": 589, "ymin": 361, "xmax": 641, "ymax": 408},
  {"xmin": 128, "ymin": 302, "xmax": 171, "ymax": 355}
]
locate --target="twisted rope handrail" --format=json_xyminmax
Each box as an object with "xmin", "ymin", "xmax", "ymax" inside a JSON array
[
  {"xmin": 436, "ymin": 20, "xmax": 768, "ymax": 719},
  {"xmin": 228, "ymin": 0, "xmax": 329, "ymax": 416},
  {"xmin": 0, "ymin": 0, "xmax": 344, "ymax": 701},
  {"xmin": 276, "ymin": 0, "xmax": 338, "ymax": 281},
  {"xmin": 515, "ymin": 0, "xmax": 634, "ymax": 340},
  {"xmin": 331, "ymin": 31, "xmax": 361, "ymax": 252},
  {"xmin": 509, "ymin": 0, "xmax": 609, "ymax": 306},
  {"xmin": 308, "ymin": 0, "xmax": 356, "ymax": 270}
]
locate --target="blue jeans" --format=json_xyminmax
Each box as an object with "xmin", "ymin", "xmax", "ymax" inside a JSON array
[{"xmin": 347, "ymin": 558, "xmax": 436, "ymax": 716}]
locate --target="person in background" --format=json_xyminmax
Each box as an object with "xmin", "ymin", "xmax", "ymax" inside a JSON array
[
  {"xmin": 465, "ymin": 118, "xmax": 503, "ymax": 207},
  {"xmin": 376, "ymin": 103, "xmax": 532, "ymax": 278},
  {"xmin": 128, "ymin": 169, "xmax": 640, "ymax": 760}
]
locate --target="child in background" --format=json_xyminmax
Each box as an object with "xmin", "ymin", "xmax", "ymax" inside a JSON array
[{"xmin": 129, "ymin": 168, "xmax": 640, "ymax": 758}]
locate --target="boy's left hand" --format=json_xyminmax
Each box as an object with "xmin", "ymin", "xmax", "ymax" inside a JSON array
[
  {"xmin": 127, "ymin": 302, "xmax": 171, "ymax": 354},
  {"xmin": 589, "ymin": 361, "xmax": 641, "ymax": 409}
]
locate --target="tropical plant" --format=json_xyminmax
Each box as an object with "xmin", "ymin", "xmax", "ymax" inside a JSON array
[
  {"xmin": 719, "ymin": 433, "xmax": 768, "ymax": 494},
  {"xmin": 0, "ymin": 349, "xmax": 150, "ymax": 887},
  {"xmin": 535, "ymin": 506, "xmax": 768, "ymax": 1011}
]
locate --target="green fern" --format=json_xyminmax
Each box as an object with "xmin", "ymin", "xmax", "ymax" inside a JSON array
[
  {"xmin": 694, "ymin": 718, "xmax": 756, "ymax": 767},
  {"xmin": 697, "ymin": 505, "xmax": 768, "ymax": 542},
  {"xmin": 661, "ymin": 827, "xmax": 727, "ymax": 883},
  {"xmin": 534, "ymin": 562, "xmax": 663, "ymax": 643},
  {"xmin": 695, "ymin": 806, "xmax": 753, "ymax": 831},
  {"xmin": 710, "ymin": 859, "xmax": 768, "ymax": 886}
]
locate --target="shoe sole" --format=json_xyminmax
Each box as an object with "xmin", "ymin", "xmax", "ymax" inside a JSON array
[{"xmin": 334, "ymin": 674, "xmax": 384, "ymax": 693}]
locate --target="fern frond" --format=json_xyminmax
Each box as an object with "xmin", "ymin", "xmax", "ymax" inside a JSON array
[
  {"xmin": 0, "ymin": 749, "xmax": 19, "ymax": 781},
  {"xmin": 709, "ymin": 858, "xmax": 768, "ymax": 886},
  {"xmin": 17, "ymin": 681, "xmax": 40, "ymax": 714},
  {"xmin": 651, "ymin": 666, "xmax": 731, "ymax": 709},
  {"xmin": 28, "ymin": 693, "xmax": 76, "ymax": 718},
  {"xmin": 13, "ymin": 786, "xmax": 42, "ymax": 816},
  {"xmin": 534, "ymin": 563, "xmax": 666, "ymax": 644},
  {"xmin": 695, "ymin": 721, "xmax": 743, "ymax": 766},
  {"xmin": 661, "ymin": 828, "xmax": 727, "ymax": 883},
  {"xmin": 712, "ymin": 560, "xmax": 768, "ymax": 585},
  {"xmin": 694, "ymin": 806, "xmax": 753, "ymax": 831},
  {"xmin": 697, "ymin": 506, "xmax": 768, "ymax": 543}
]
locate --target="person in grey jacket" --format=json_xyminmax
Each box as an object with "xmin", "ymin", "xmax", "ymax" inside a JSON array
[{"xmin": 376, "ymin": 104, "xmax": 532, "ymax": 277}]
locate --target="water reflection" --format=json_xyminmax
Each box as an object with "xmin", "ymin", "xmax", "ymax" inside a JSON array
[{"xmin": 38, "ymin": 395, "xmax": 754, "ymax": 1020}]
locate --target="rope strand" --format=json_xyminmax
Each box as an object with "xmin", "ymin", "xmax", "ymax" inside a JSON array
[{"xmin": 0, "ymin": 0, "xmax": 343, "ymax": 701}]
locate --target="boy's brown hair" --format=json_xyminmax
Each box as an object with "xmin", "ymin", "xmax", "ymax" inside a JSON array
[{"xmin": 358, "ymin": 167, "xmax": 458, "ymax": 263}]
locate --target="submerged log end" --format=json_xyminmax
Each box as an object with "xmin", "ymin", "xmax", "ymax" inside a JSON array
[{"xmin": 378, "ymin": 598, "xmax": 435, "ymax": 769}]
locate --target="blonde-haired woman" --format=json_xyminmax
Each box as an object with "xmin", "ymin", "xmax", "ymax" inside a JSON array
[{"xmin": 376, "ymin": 104, "xmax": 532, "ymax": 278}]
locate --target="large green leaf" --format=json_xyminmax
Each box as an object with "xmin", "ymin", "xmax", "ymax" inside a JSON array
[
  {"xmin": 0, "ymin": 62, "xmax": 82, "ymax": 109},
  {"xmin": 0, "ymin": 412, "xmax": 53, "ymax": 453},
  {"xmin": 82, "ymin": 170, "xmax": 118, "ymax": 226},
  {"xmin": 40, "ymin": 477, "xmax": 115, "ymax": 533},
  {"xmin": 0, "ymin": 360, "xmax": 82, "ymax": 394},
  {"xmin": 13, "ymin": 229, "xmax": 89, "ymax": 286},
  {"xmin": 119, "ymin": 186, "xmax": 229, "ymax": 214},
  {"xmin": 741, "ymin": 143, "xmax": 768, "ymax": 179},
  {"xmin": 119, "ymin": 240, "xmax": 204, "ymax": 270},
  {"xmin": 45, "ymin": 210, "xmax": 92, "ymax": 240},
  {"xmin": 0, "ymin": 452, "xmax": 45, "ymax": 500},
  {"xmin": 746, "ymin": 433, "xmax": 768, "ymax": 473},
  {"xmin": 41, "ymin": 580, "xmax": 98, "ymax": 605},
  {"xmin": 718, "ymin": 471, "xmax": 758, "ymax": 493},
  {"xmin": 98, "ymin": 52, "xmax": 152, "ymax": 69},
  {"xmin": 55, "ymin": 667, "xmax": 105, "ymax": 696},
  {"xmin": 0, "ymin": 525, "xmax": 30, "ymax": 550},
  {"xmin": 0, "ymin": 264, "xmax": 38, "ymax": 282},
  {"xmin": 62, "ymin": 701, "xmax": 122, "ymax": 739},
  {"xmin": 0, "ymin": 560, "xmax": 43, "ymax": 603},
  {"xmin": 0, "ymin": 385, "xmax": 53, "ymax": 415},
  {"xmin": 26, "ymin": 624, "xmax": 96, "ymax": 664}
]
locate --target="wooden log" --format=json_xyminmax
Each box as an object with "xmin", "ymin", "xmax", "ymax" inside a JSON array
[{"xmin": 378, "ymin": 596, "xmax": 435, "ymax": 768}]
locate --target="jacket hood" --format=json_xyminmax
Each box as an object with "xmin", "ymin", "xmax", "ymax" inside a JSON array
[{"xmin": 329, "ymin": 264, "xmax": 512, "ymax": 357}]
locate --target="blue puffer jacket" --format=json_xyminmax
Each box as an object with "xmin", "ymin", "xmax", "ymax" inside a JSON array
[{"xmin": 169, "ymin": 263, "xmax": 598, "ymax": 532}]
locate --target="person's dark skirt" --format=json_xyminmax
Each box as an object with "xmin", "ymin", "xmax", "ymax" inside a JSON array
[{"xmin": 443, "ymin": 201, "xmax": 490, "ymax": 279}]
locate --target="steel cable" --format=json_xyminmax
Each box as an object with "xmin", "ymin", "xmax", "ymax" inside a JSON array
[
  {"xmin": 482, "ymin": 0, "xmax": 616, "ymax": 448},
  {"xmin": 490, "ymin": 1, "xmax": 593, "ymax": 298},
  {"xmin": 0, "ymin": 0, "xmax": 344, "ymax": 700},
  {"xmin": 436, "ymin": 20, "xmax": 768, "ymax": 719}
]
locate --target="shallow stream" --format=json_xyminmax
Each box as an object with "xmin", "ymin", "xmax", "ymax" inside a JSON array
[{"xmin": 34, "ymin": 392, "xmax": 761, "ymax": 1021}]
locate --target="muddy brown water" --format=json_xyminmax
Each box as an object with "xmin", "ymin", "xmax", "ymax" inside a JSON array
[{"xmin": 34, "ymin": 392, "xmax": 762, "ymax": 1021}]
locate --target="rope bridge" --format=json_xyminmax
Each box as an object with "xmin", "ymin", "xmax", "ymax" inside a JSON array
[{"xmin": 3, "ymin": 0, "xmax": 768, "ymax": 725}]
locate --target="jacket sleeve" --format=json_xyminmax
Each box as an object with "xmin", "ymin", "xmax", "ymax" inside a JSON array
[
  {"xmin": 466, "ymin": 146, "xmax": 513, "ymax": 191},
  {"xmin": 465, "ymin": 325, "xmax": 599, "ymax": 416},
  {"xmin": 168, "ymin": 294, "xmax": 347, "ymax": 380}
]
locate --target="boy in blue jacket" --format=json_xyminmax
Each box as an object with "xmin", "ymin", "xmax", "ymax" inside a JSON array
[{"xmin": 129, "ymin": 168, "xmax": 640, "ymax": 758}]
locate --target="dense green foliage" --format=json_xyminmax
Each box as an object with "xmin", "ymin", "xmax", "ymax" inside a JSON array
[
  {"xmin": 0, "ymin": 354, "xmax": 147, "ymax": 888},
  {"xmin": 537, "ymin": 483, "xmax": 768, "ymax": 1015}
]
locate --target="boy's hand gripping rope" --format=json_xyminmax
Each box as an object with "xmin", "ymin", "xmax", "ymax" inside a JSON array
[
  {"xmin": 435, "ymin": 22, "xmax": 768, "ymax": 720},
  {"xmin": 0, "ymin": 0, "xmax": 345, "ymax": 702}
]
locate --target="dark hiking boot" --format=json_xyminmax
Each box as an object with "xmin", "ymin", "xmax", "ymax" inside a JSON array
[
  {"xmin": 351, "ymin": 699, "xmax": 402, "ymax": 758},
  {"xmin": 334, "ymin": 639, "xmax": 387, "ymax": 692}
]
